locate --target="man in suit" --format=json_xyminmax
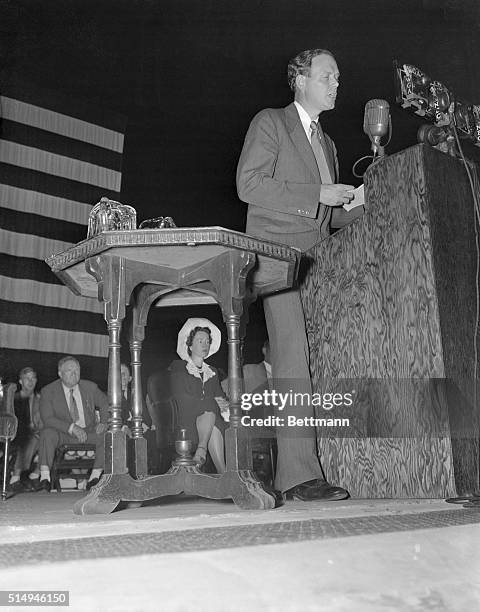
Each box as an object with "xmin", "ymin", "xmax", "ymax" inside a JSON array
[
  {"xmin": 223, "ymin": 340, "xmax": 272, "ymax": 418},
  {"xmin": 243, "ymin": 341, "xmax": 271, "ymax": 393},
  {"xmin": 120, "ymin": 363, "xmax": 158, "ymax": 473},
  {"xmin": 120, "ymin": 363, "xmax": 151, "ymax": 431},
  {"xmin": 237, "ymin": 48, "xmax": 362, "ymax": 501},
  {"xmin": 38, "ymin": 355, "xmax": 109, "ymax": 492}
]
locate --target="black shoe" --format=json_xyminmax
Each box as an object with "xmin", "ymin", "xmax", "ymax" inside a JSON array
[
  {"xmin": 285, "ymin": 479, "xmax": 350, "ymax": 501},
  {"xmin": 21, "ymin": 479, "xmax": 37, "ymax": 492},
  {"xmin": 9, "ymin": 480, "xmax": 24, "ymax": 494},
  {"xmin": 267, "ymin": 488, "xmax": 285, "ymax": 508},
  {"xmin": 86, "ymin": 477, "xmax": 100, "ymax": 491},
  {"xmin": 29, "ymin": 478, "xmax": 42, "ymax": 492},
  {"xmin": 39, "ymin": 479, "xmax": 51, "ymax": 493}
]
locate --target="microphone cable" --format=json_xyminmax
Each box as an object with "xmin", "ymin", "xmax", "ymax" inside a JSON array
[
  {"xmin": 352, "ymin": 153, "xmax": 380, "ymax": 178},
  {"xmin": 445, "ymin": 117, "xmax": 480, "ymax": 506},
  {"xmin": 451, "ymin": 120, "xmax": 480, "ymax": 406}
]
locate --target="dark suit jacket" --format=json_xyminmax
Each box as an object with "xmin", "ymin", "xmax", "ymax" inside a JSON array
[
  {"xmin": 242, "ymin": 362, "xmax": 270, "ymax": 394},
  {"xmin": 39, "ymin": 379, "xmax": 109, "ymax": 434},
  {"xmin": 237, "ymin": 102, "xmax": 357, "ymax": 252}
]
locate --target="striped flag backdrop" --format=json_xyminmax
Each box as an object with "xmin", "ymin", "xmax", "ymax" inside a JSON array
[{"xmin": 0, "ymin": 87, "xmax": 127, "ymax": 387}]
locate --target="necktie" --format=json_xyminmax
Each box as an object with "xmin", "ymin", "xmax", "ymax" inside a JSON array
[
  {"xmin": 69, "ymin": 389, "xmax": 80, "ymax": 423},
  {"xmin": 310, "ymin": 120, "xmax": 333, "ymax": 184}
]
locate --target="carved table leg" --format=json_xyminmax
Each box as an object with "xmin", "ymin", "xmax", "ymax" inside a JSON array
[
  {"xmin": 208, "ymin": 250, "xmax": 276, "ymax": 509},
  {"xmin": 104, "ymin": 316, "xmax": 128, "ymax": 475},
  {"xmin": 72, "ymin": 470, "xmax": 186, "ymax": 515},
  {"xmin": 184, "ymin": 469, "xmax": 275, "ymax": 509},
  {"xmin": 76, "ymin": 256, "xmax": 129, "ymax": 515},
  {"xmin": 128, "ymin": 335, "xmax": 148, "ymax": 480},
  {"xmin": 126, "ymin": 284, "xmax": 173, "ymax": 480}
]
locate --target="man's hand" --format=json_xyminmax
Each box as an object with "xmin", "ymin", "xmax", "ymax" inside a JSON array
[
  {"xmin": 320, "ymin": 184, "xmax": 354, "ymax": 207},
  {"xmin": 71, "ymin": 424, "xmax": 87, "ymax": 443},
  {"xmin": 95, "ymin": 423, "xmax": 107, "ymax": 435},
  {"xmin": 121, "ymin": 424, "xmax": 132, "ymax": 438}
]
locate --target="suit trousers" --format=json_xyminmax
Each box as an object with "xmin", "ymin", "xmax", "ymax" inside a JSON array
[
  {"xmin": 263, "ymin": 285, "xmax": 324, "ymax": 492},
  {"xmin": 39, "ymin": 427, "xmax": 105, "ymax": 470},
  {"xmin": 13, "ymin": 433, "xmax": 40, "ymax": 473}
]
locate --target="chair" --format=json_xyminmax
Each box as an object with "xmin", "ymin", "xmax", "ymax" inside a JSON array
[
  {"xmin": 222, "ymin": 367, "xmax": 277, "ymax": 487},
  {"xmin": 146, "ymin": 396, "xmax": 179, "ymax": 473},
  {"xmin": 146, "ymin": 370, "xmax": 177, "ymax": 473},
  {"xmin": 0, "ymin": 382, "xmax": 18, "ymax": 501},
  {"xmin": 50, "ymin": 444, "xmax": 96, "ymax": 492},
  {"xmin": 250, "ymin": 428, "xmax": 277, "ymax": 489}
]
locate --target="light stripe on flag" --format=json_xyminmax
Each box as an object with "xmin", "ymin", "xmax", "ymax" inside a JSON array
[
  {"xmin": 0, "ymin": 141, "xmax": 121, "ymax": 191},
  {"xmin": 0, "ymin": 228, "xmax": 73, "ymax": 261},
  {"xmin": 0, "ymin": 184, "xmax": 92, "ymax": 225},
  {"xmin": 0, "ymin": 96, "xmax": 124, "ymax": 152},
  {"xmin": 0, "ymin": 322, "xmax": 108, "ymax": 358},
  {"xmin": 0, "ymin": 276, "xmax": 102, "ymax": 313}
]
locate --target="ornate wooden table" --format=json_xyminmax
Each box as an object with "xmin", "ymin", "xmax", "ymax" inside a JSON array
[{"xmin": 46, "ymin": 227, "xmax": 299, "ymax": 514}]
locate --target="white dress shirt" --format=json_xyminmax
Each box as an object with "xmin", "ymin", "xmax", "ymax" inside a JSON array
[
  {"xmin": 294, "ymin": 100, "xmax": 333, "ymax": 183},
  {"xmin": 62, "ymin": 383, "xmax": 86, "ymax": 433},
  {"xmin": 294, "ymin": 101, "xmax": 317, "ymax": 143}
]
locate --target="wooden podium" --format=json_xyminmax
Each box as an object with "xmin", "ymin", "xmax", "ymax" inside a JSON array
[
  {"xmin": 302, "ymin": 144, "xmax": 480, "ymax": 498},
  {"xmin": 46, "ymin": 227, "xmax": 299, "ymax": 514}
]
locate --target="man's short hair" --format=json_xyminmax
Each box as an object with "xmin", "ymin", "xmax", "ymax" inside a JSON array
[
  {"xmin": 58, "ymin": 355, "xmax": 80, "ymax": 370},
  {"xmin": 19, "ymin": 366, "xmax": 36, "ymax": 378},
  {"xmin": 287, "ymin": 48, "xmax": 335, "ymax": 91}
]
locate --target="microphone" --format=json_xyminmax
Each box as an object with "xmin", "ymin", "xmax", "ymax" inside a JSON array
[{"xmin": 363, "ymin": 99, "xmax": 391, "ymax": 156}]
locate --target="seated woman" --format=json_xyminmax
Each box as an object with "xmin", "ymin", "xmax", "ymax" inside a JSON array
[{"xmin": 169, "ymin": 318, "xmax": 228, "ymax": 472}]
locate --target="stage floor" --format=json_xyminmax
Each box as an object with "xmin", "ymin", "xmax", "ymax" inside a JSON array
[{"xmin": 0, "ymin": 493, "xmax": 479, "ymax": 611}]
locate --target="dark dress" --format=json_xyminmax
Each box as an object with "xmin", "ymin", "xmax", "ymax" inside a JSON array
[{"xmin": 169, "ymin": 360, "xmax": 227, "ymax": 444}]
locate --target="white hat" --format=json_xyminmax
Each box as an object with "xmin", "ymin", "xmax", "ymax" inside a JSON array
[{"xmin": 176, "ymin": 318, "xmax": 222, "ymax": 361}]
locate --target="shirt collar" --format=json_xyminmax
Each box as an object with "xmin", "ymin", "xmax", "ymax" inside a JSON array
[
  {"xmin": 294, "ymin": 101, "xmax": 318, "ymax": 139},
  {"xmin": 62, "ymin": 383, "xmax": 78, "ymax": 395}
]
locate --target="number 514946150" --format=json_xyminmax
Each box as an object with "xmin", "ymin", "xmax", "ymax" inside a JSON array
[{"xmin": 0, "ymin": 591, "xmax": 69, "ymax": 606}]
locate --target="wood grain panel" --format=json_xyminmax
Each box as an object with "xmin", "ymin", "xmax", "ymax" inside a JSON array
[
  {"xmin": 318, "ymin": 437, "xmax": 456, "ymax": 498},
  {"xmin": 301, "ymin": 144, "xmax": 480, "ymax": 497},
  {"xmin": 303, "ymin": 145, "xmax": 444, "ymax": 380}
]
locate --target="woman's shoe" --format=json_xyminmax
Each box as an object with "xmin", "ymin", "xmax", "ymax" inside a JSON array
[{"xmin": 193, "ymin": 445, "xmax": 207, "ymax": 467}]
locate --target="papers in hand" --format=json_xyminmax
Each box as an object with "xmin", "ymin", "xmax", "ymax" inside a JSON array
[{"xmin": 343, "ymin": 184, "xmax": 364, "ymax": 211}]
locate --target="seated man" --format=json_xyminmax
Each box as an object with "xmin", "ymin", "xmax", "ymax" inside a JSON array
[
  {"xmin": 120, "ymin": 363, "xmax": 152, "ymax": 432},
  {"xmin": 146, "ymin": 369, "xmax": 176, "ymax": 474},
  {"xmin": 38, "ymin": 356, "xmax": 109, "ymax": 492},
  {"xmin": 242, "ymin": 340, "xmax": 272, "ymax": 415},
  {"xmin": 222, "ymin": 340, "xmax": 276, "ymax": 486},
  {"xmin": 9, "ymin": 367, "xmax": 43, "ymax": 492},
  {"xmin": 221, "ymin": 340, "xmax": 272, "ymax": 418},
  {"xmin": 120, "ymin": 363, "xmax": 158, "ymax": 473}
]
